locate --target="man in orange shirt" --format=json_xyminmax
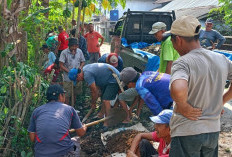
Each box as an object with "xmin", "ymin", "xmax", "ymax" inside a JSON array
[
  {"xmin": 84, "ymin": 23, "xmax": 104, "ymax": 63},
  {"xmin": 57, "ymin": 26, "xmax": 69, "ymax": 59}
]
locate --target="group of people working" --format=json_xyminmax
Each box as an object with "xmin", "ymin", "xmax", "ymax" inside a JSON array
[{"xmin": 28, "ymin": 16, "xmax": 230, "ymax": 157}]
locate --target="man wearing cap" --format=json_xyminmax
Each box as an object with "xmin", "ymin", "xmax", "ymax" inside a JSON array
[
  {"xmin": 149, "ymin": 22, "xmax": 179, "ymax": 74},
  {"xmin": 56, "ymin": 26, "xmax": 69, "ymax": 59},
  {"xmin": 84, "ymin": 23, "xmax": 104, "ymax": 63},
  {"xmin": 28, "ymin": 84, "xmax": 87, "ymax": 157},
  {"xmin": 46, "ymin": 32, "xmax": 58, "ymax": 51},
  {"xmin": 119, "ymin": 67, "xmax": 173, "ymax": 121},
  {"xmin": 59, "ymin": 38, "xmax": 85, "ymax": 105},
  {"xmin": 76, "ymin": 63, "xmax": 119, "ymax": 126},
  {"xmin": 41, "ymin": 44, "xmax": 56, "ymax": 69},
  {"xmin": 199, "ymin": 18, "xmax": 225, "ymax": 49},
  {"xmin": 127, "ymin": 109, "xmax": 172, "ymax": 157},
  {"xmin": 98, "ymin": 53, "xmax": 123, "ymax": 72},
  {"xmin": 169, "ymin": 16, "xmax": 232, "ymax": 156},
  {"xmin": 70, "ymin": 28, "xmax": 90, "ymax": 61}
]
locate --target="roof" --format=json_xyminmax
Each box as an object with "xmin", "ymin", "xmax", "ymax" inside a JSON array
[
  {"xmin": 175, "ymin": 5, "xmax": 218, "ymax": 19},
  {"xmin": 153, "ymin": 0, "xmax": 219, "ymax": 11}
]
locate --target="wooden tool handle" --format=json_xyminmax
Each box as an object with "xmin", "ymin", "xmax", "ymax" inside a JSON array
[{"xmin": 69, "ymin": 117, "xmax": 107, "ymax": 133}]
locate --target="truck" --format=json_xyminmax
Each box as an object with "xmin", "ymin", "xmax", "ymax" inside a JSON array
[
  {"xmin": 110, "ymin": 9, "xmax": 176, "ymax": 72},
  {"xmin": 110, "ymin": 9, "xmax": 232, "ymax": 72}
]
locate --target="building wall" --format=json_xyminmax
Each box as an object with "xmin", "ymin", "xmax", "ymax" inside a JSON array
[{"xmin": 111, "ymin": 0, "xmax": 161, "ymax": 18}]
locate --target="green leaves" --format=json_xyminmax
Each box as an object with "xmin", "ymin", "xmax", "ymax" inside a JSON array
[{"xmin": 1, "ymin": 86, "xmax": 7, "ymax": 94}]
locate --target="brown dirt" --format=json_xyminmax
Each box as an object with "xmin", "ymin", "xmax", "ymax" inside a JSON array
[
  {"xmin": 141, "ymin": 45, "xmax": 160, "ymax": 56},
  {"xmin": 105, "ymin": 130, "xmax": 144, "ymax": 154}
]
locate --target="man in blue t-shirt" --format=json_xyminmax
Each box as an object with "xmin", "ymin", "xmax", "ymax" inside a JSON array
[
  {"xmin": 76, "ymin": 63, "xmax": 120, "ymax": 126},
  {"xmin": 120, "ymin": 67, "xmax": 173, "ymax": 117},
  {"xmin": 199, "ymin": 18, "xmax": 225, "ymax": 49},
  {"xmin": 28, "ymin": 85, "xmax": 87, "ymax": 157},
  {"xmin": 98, "ymin": 53, "xmax": 123, "ymax": 72}
]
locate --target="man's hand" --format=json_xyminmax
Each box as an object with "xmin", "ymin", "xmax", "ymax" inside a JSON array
[
  {"xmin": 175, "ymin": 104, "xmax": 202, "ymax": 120},
  {"xmin": 96, "ymin": 43, "xmax": 101, "ymax": 47},
  {"xmin": 127, "ymin": 150, "xmax": 138, "ymax": 157}
]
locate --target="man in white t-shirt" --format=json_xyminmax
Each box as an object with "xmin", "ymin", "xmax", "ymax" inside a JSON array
[{"xmin": 169, "ymin": 15, "xmax": 232, "ymax": 156}]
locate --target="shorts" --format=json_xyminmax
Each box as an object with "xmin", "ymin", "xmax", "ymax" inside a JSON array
[
  {"xmin": 101, "ymin": 83, "xmax": 119, "ymax": 100},
  {"xmin": 170, "ymin": 132, "xmax": 219, "ymax": 157},
  {"xmin": 62, "ymin": 137, "xmax": 80, "ymax": 157},
  {"xmin": 63, "ymin": 81, "xmax": 82, "ymax": 98},
  {"xmin": 89, "ymin": 52, "xmax": 99, "ymax": 63},
  {"xmin": 118, "ymin": 88, "xmax": 138, "ymax": 102}
]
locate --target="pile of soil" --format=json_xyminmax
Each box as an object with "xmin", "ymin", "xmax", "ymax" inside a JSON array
[
  {"xmin": 141, "ymin": 45, "xmax": 160, "ymax": 56},
  {"xmin": 80, "ymin": 130, "xmax": 109, "ymax": 157},
  {"xmin": 105, "ymin": 130, "xmax": 144, "ymax": 154}
]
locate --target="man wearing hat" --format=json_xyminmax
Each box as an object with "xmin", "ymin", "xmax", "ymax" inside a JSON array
[
  {"xmin": 199, "ymin": 18, "xmax": 225, "ymax": 49},
  {"xmin": 149, "ymin": 22, "xmax": 179, "ymax": 74},
  {"xmin": 59, "ymin": 38, "xmax": 85, "ymax": 105},
  {"xmin": 127, "ymin": 109, "xmax": 172, "ymax": 157},
  {"xmin": 28, "ymin": 84, "xmax": 87, "ymax": 157},
  {"xmin": 119, "ymin": 67, "xmax": 173, "ymax": 122},
  {"xmin": 46, "ymin": 32, "xmax": 58, "ymax": 51},
  {"xmin": 98, "ymin": 53, "xmax": 123, "ymax": 72},
  {"xmin": 41, "ymin": 44, "xmax": 56, "ymax": 69},
  {"xmin": 75, "ymin": 63, "xmax": 120, "ymax": 127},
  {"xmin": 169, "ymin": 16, "xmax": 232, "ymax": 156}
]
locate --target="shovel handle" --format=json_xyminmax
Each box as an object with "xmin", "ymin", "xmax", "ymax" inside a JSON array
[{"xmin": 69, "ymin": 117, "xmax": 107, "ymax": 133}]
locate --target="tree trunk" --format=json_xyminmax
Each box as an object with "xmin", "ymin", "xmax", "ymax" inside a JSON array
[{"xmin": 76, "ymin": 0, "xmax": 82, "ymax": 37}]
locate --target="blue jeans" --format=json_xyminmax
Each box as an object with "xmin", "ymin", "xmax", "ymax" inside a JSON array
[{"xmin": 170, "ymin": 132, "xmax": 219, "ymax": 157}]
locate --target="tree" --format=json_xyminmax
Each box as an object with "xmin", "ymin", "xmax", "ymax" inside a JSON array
[{"xmin": 218, "ymin": 0, "xmax": 232, "ymax": 25}]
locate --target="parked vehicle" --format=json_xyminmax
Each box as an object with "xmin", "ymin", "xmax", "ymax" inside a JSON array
[{"xmin": 110, "ymin": 9, "xmax": 176, "ymax": 72}]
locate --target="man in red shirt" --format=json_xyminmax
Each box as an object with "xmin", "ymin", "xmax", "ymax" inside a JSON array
[
  {"xmin": 127, "ymin": 110, "xmax": 173, "ymax": 157},
  {"xmin": 84, "ymin": 23, "xmax": 104, "ymax": 63},
  {"xmin": 57, "ymin": 26, "xmax": 69, "ymax": 59}
]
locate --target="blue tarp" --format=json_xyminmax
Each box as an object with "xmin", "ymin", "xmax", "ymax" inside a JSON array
[
  {"xmin": 213, "ymin": 50, "xmax": 232, "ymax": 61},
  {"xmin": 121, "ymin": 38, "xmax": 160, "ymax": 71}
]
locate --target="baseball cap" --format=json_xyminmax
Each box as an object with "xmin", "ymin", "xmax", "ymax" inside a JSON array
[
  {"xmin": 40, "ymin": 44, "xmax": 49, "ymax": 50},
  {"xmin": 68, "ymin": 68, "xmax": 81, "ymax": 82},
  {"xmin": 107, "ymin": 53, "xmax": 119, "ymax": 67},
  {"xmin": 150, "ymin": 109, "xmax": 173, "ymax": 124},
  {"xmin": 206, "ymin": 18, "xmax": 213, "ymax": 23},
  {"xmin": 149, "ymin": 22, "xmax": 166, "ymax": 34},
  {"xmin": 68, "ymin": 38, "xmax": 78, "ymax": 47},
  {"xmin": 170, "ymin": 16, "xmax": 201, "ymax": 37},
  {"xmin": 120, "ymin": 67, "xmax": 137, "ymax": 85},
  {"xmin": 46, "ymin": 84, "xmax": 66, "ymax": 100}
]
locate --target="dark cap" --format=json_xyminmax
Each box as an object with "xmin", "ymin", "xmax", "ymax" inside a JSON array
[
  {"xmin": 68, "ymin": 38, "xmax": 78, "ymax": 47},
  {"xmin": 120, "ymin": 67, "xmax": 138, "ymax": 86},
  {"xmin": 206, "ymin": 18, "xmax": 213, "ymax": 23},
  {"xmin": 40, "ymin": 44, "xmax": 49, "ymax": 50},
  {"xmin": 46, "ymin": 84, "xmax": 66, "ymax": 101}
]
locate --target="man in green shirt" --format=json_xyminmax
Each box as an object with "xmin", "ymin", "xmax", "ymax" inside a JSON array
[{"xmin": 149, "ymin": 22, "xmax": 179, "ymax": 74}]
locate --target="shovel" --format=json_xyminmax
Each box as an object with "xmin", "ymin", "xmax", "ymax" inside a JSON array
[{"xmin": 69, "ymin": 108, "xmax": 127, "ymax": 133}]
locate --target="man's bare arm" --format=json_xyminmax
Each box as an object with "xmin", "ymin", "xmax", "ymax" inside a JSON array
[
  {"xmin": 89, "ymin": 82, "xmax": 99, "ymax": 109},
  {"xmin": 165, "ymin": 61, "xmax": 173, "ymax": 74},
  {"xmin": 170, "ymin": 79, "xmax": 202, "ymax": 120}
]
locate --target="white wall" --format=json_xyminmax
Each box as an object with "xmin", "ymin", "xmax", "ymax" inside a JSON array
[{"xmin": 106, "ymin": 0, "xmax": 161, "ymax": 19}]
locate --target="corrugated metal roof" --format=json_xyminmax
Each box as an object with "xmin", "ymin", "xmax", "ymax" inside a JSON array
[
  {"xmin": 175, "ymin": 5, "xmax": 218, "ymax": 19},
  {"xmin": 153, "ymin": 0, "xmax": 219, "ymax": 11}
]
